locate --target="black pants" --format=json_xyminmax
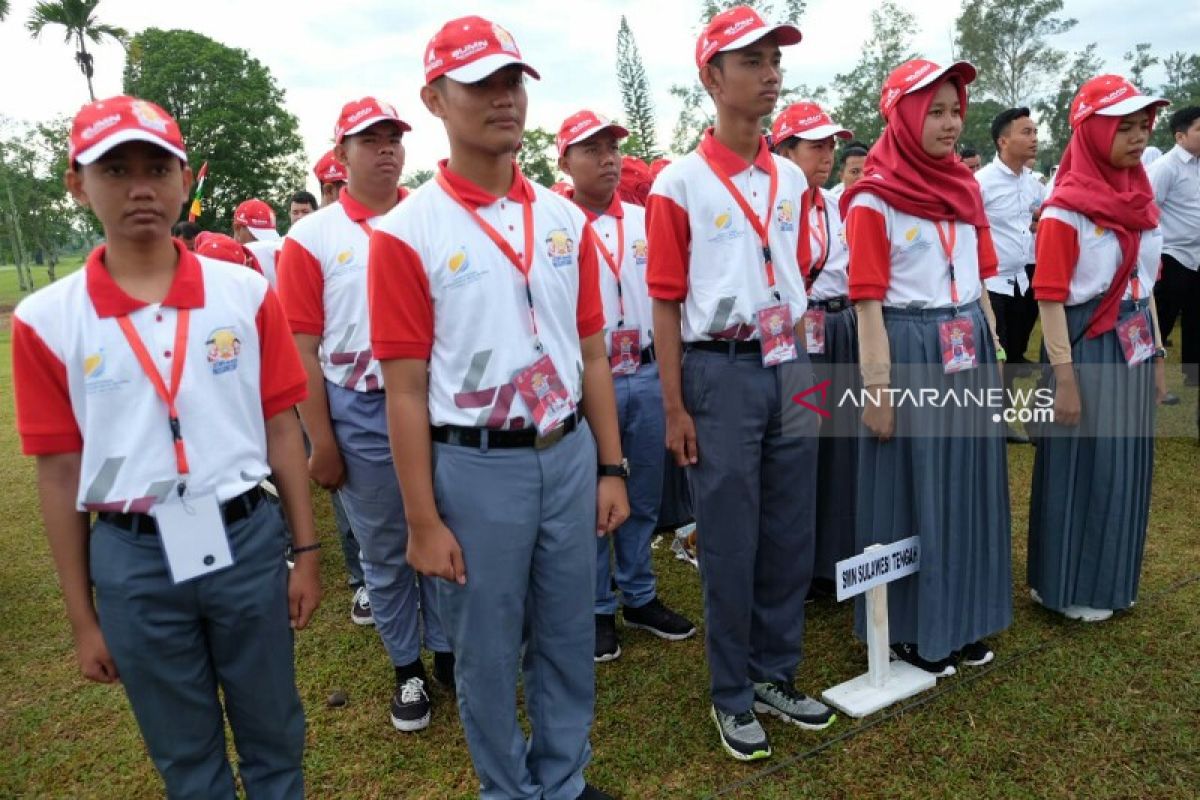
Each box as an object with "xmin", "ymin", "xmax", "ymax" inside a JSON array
[
  {"xmin": 990, "ymin": 266, "xmax": 1039, "ymax": 407},
  {"xmin": 1153, "ymin": 254, "xmax": 1200, "ymax": 383}
]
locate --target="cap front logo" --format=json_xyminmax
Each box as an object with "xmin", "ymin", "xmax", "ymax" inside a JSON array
[
  {"xmin": 131, "ymin": 101, "xmax": 169, "ymax": 133},
  {"xmin": 1098, "ymin": 86, "xmax": 1129, "ymax": 105},
  {"xmin": 452, "ymin": 40, "xmax": 489, "ymax": 62},
  {"xmin": 81, "ymin": 114, "xmax": 122, "ymax": 141},
  {"xmin": 493, "ymin": 23, "xmax": 518, "ymax": 54},
  {"xmin": 904, "ymin": 63, "xmax": 934, "ymax": 84},
  {"xmin": 723, "ymin": 18, "xmax": 755, "ymax": 37},
  {"xmin": 346, "ymin": 107, "xmax": 373, "ymax": 125}
]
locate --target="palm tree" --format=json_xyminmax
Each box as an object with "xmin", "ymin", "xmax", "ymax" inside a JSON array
[
  {"xmin": 0, "ymin": 2, "xmax": 12, "ymax": 22},
  {"xmin": 26, "ymin": 0, "xmax": 128, "ymax": 101}
]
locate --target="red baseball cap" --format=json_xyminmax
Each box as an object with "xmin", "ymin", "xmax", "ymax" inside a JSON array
[
  {"xmin": 313, "ymin": 150, "xmax": 348, "ymax": 184},
  {"xmin": 195, "ymin": 232, "xmax": 252, "ymax": 267},
  {"xmin": 695, "ymin": 5, "xmax": 802, "ymax": 69},
  {"xmin": 334, "ymin": 97, "xmax": 411, "ymax": 144},
  {"xmin": 69, "ymin": 95, "xmax": 187, "ymax": 165},
  {"xmin": 879, "ymin": 59, "xmax": 977, "ymax": 118},
  {"xmin": 1070, "ymin": 74, "xmax": 1169, "ymax": 128},
  {"xmin": 649, "ymin": 158, "xmax": 672, "ymax": 178},
  {"xmin": 556, "ymin": 110, "xmax": 630, "ymax": 156},
  {"xmin": 233, "ymin": 199, "xmax": 279, "ymax": 241},
  {"xmin": 550, "ymin": 181, "xmax": 574, "ymax": 198},
  {"xmin": 771, "ymin": 102, "xmax": 852, "ymax": 144},
  {"xmin": 424, "ymin": 16, "xmax": 540, "ymax": 85}
]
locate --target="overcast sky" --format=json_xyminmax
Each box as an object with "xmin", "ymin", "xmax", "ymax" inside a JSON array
[{"xmin": 1, "ymin": 0, "xmax": 1197, "ymax": 194}]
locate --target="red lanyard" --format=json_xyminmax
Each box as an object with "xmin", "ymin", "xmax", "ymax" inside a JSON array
[
  {"xmin": 933, "ymin": 220, "xmax": 960, "ymax": 307},
  {"xmin": 356, "ymin": 220, "xmax": 374, "ymax": 237},
  {"xmin": 116, "ymin": 309, "xmax": 192, "ymax": 482},
  {"xmin": 698, "ymin": 149, "xmax": 781, "ymax": 298},
  {"xmin": 436, "ymin": 172, "xmax": 540, "ymax": 344},
  {"xmin": 806, "ymin": 189, "xmax": 830, "ymax": 291},
  {"xmin": 595, "ymin": 216, "xmax": 626, "ymax": 325}
]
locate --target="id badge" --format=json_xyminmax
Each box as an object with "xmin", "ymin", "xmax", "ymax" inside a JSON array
[
  {"xmin": 802, "ymin": 309, "xmax": 826, "ymax": 355},
  {"xmin": 756, "ymin": 302, "xmax": 798, "ymax": 368},
  {"xmin": 512, "ymin": 354, "xmax": 576, "ymax": 436},
  {"xmin": 152, "ymin": 492, "xmax": 235, "ymax": 584},
  {"xmin": 610, "ymin": 328, "xmax": 642, "ymax": 376},
  {"xmin": 1115, "ymin": 309, "xmax": 1155, "ymax": 367},
  {"xmin": 938, "ymin": 316, "xmax": 978, "ymax": 374}
]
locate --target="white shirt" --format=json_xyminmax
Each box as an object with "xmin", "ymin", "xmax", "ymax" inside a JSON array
[
  {"xmin": 585, "ymin": 200, "xmax": 655, "ymax": 355},
  {"xmin": 245, "ymin": 239, "xmax": 281, "ymax": 288},
  {"xmin": 805, "ymin": 187, "xmax": 850, "ymax": 301},
  {"xmin": 1147, "ymin": 144, "xmax": 1200, "ymax": 270},
  {"xmin": 976, "ymin": 155, "xmax": 1045, "ymax": 295},
  {"xmin": 1038, "ymin": 207, "xmax": 1163, "ymax": 305}
]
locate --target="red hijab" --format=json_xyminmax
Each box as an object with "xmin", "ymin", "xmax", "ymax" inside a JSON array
[
  {"xmin": 1042, "ymin": 113, "xmax": 1160, "ymax": 337},
  {"xmin": 839, "ymin": 76, "xmax": 987, "ymax": 228}
]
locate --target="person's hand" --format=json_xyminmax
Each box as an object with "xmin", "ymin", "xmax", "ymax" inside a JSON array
[
  {"xmin": 1154, "ymin": 358, "xmax": 1168, "ymax": 405},
  {"xmin": 408, "ymin": 518, "xmax": 467, "ymax": 585},
  {"xmin": 666, "ymin": 407, "xmax": 698, "ymax": 466},
  {"xmin": 74, "ymin": 623, "xmax": 119, "ymax": 683},
  {"xmin": 862, "ymin": 384, "xmax": 894, "ymax": 441},
  {"xmin": 288, "ymin": 554, "xmax": 322, "ymax": 629},
  {"xmin": 308, "ymin": 444, "xmax": 346, "ymax": 490},
  {"xmin": 1052, "ymin": 365, "xmax": 1081, "ymax": 427},
  {"xmin": 596, "ymin": 477, "xmax": 630, "ymax": 537}
]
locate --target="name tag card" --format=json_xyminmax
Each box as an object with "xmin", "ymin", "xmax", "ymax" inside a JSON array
[
  {"xmin": 757, "ymin": 302, "xmax": 798, "ymax": 368},
  {"xmin": 153, "ymin": 493, "xmax": 235, "ymax": 584}
]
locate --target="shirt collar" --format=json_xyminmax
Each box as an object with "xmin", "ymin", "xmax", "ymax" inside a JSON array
[
  {"xmin": 338, "ymin": 186, "xmax": 407, "ymax": 222},
  {"xmin": 575, "ymin": 192, "xmax": 624, "ymax": 222},
  {"xmin": 86, "ymin": 239, "xmax": 205, "ymax": 318},
  {"xmin": 436, "ymin": 159, "xmax": 536, "ymax": 209},
  {"xmin": 698, "ymin": 127, "xmax": 775, "ymax": 176},
  {"xmin": 990, "ymin": 154, "xmax": 1028, "ymax": 178},
  {"xmin": 1171, "ymin": 145, "xmax": 1199, "ymax": 165}
]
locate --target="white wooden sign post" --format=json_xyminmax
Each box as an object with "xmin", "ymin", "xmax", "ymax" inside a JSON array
[{"xmin": 821, "ymin": 536, "xmax": 936, "ymax": 718}]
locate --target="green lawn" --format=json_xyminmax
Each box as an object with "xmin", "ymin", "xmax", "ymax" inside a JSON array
[
  {"xmin": 0, "ymin": 259, "xmax": 85, "ymax": 309},
  {"xmin": 0, "ymin": 332, "xmax": 1197, "ymax": 798}
]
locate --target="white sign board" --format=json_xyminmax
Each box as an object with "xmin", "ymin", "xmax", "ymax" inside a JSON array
[{"xmin": 835, "ymin": 536, "xmax": 920, "ymax": 602}]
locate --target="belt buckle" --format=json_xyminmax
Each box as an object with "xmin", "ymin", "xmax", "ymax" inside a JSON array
[{"xmin": 534, "ymin": 424, "xmax": 567, "ymax": 450}]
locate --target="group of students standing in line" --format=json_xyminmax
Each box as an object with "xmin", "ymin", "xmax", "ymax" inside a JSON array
[{"xmin": 13, "ymin": 5, "xmax": 1188, "ymax": 799}]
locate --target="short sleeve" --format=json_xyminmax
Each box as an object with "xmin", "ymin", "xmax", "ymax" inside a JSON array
[
  {"xmin": 576, "ymin": 224, "xmax": 605, "ymax": 338},
  {"xmin": 976, "ymin": 226, "xmax": 1000, "ymax": 280},
  {"xmin": 1032, "ymin": 216, "xmax": 1080, "ymax": 302},
  {"xmin": 275, "ymin": 238, "xmax": 325, "ymax": 336},
  {"xmin": 846, "ymin": 201, "xmax": 891, "ymax": 302},
  {"xmin": 645, "ymin": 194, "xmax": 691, "ymax": 302},
  {"xmin": 12, "ymin": 316, "xmax": 82, "ymax": 455},
  {"xmin": 368, "ymin": 229, "xmax": 434, "ymax": 360},
  {"xmin": 255, "ymin": 288, "xmax": 309, "ymax": 419}
]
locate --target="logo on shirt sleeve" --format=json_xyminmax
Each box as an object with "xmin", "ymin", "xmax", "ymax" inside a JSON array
[
  {"xmin": 545, "ymin": 229, "xmax": 576, "ymax": 267},
  {"xmin": 776, "ymin": 199, "xmax": 796, "ymax": 232},
  {"xmin": 206, "ymin": 327, "xmax": 242, "ymax": 374}
]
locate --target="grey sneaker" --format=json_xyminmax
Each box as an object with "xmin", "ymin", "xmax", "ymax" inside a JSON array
[
  {"xmin": 710, "ymin": 705, "xmax": 771, "ymax": 761},
  {"xmin": 753, "ymin": 681, "xmax": 836, "ymax": 730}
]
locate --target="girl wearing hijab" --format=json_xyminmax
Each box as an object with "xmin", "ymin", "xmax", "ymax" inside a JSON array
[
  {"xmin": 1028, "ymin": 76, "xmax": 1169, "ymax": 623},
  {"xmin": 772, "ymin": 102, "xmax": 859, "ymax": 595},
  {"xmin": 842, "ymin": 60, "xmax": 1012, "ymax": 677}
]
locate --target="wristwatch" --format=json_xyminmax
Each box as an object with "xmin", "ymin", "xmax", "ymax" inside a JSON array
[
  {"xmin": 1152, "ymin": 347, "xmax": 1167, "ymax": 361},
  {"xmin": 598, "ymin": 458, "xmax": 630, "ymax": 479}
]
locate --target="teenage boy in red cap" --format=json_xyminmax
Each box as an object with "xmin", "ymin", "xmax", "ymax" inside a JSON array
[
  {"xmin": 233, "ymin": 198, "xmax": 282, "ymax": 286},
  {"xmin": 556, "ymin": 109, "xmax": 696, "ymax": 663},
  {"xmin": 647, "ymin": 5, "xmax": 836, "ymax": 762},
  {"xmin": 277, "ymin": 97, "xmax": 451, "ymax": 732},
  {"xmin": 369, "ymin": 17, "xmax": 628, "ymax": 800},
  {"xmin": 314, "ymin": 149, "xmax": 348, "ymax": 207},
  {"xmin": 12, "ymin": 95, "xmax": 319, "ymax": 797}
]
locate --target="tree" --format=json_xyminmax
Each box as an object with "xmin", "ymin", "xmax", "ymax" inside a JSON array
[
  {"xmin": 0, "ymin": 1, "xmax": 11, "ymax": 21},
  {"xmin": 831, "ymin": 0, "xmax": 918, "ymax": 147},
  {"xmin": 516, "ymin": 127, "xmax": 558, "ymax": 187},
  {"xmin": 1157, "ymin": 51, "xmax": 1200, "ymax": 149},
  {"xmin": 123, "ymin": 28, "xmax": 305, "ymax": 232},
  {"xmin": 669, "ymin": 0, "xmax": 808, "ymax": 154},
  {"xmin": 954, "ymin": 0, "xmax": 1076, "ymax": 107},
  {"xmin": 402, "ymin": 169, "xmax": 433, "ymax": 190},
  {"xmin": 616, "ymin": 16, "xmax": 660, "ymax": 161},
  {"xmin": 1124, "ymin": 43, "xmax": 1158, "ymax": 91},
  {"xmin": 26, "ymin": 0, "xmax": 128, "ymax": 101},
  {"xmin": 1035, "ymin": 43, "xmax": 1103, "ymax": 167},
  {"xmin": 959, "ymin": 98, "xmax": 1006, "ymax": 164}
]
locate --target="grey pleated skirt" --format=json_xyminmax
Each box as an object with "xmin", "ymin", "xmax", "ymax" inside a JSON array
[
  {"xmin": 854, "ymin": 300, "xmax": 1013, "ymax": 660},
  {"xmin": 1027, "ymin": 298, "xmax": 1157, "ymax": 612},
  {"xmin": 811, "ymin": 301, "xmax": 860, "ymax": 581}
]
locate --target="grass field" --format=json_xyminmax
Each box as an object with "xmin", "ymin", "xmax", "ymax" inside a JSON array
[
  {"xmin": 0, "ymin": 259, "xmax": 85, "ymax": 310},
  {"xmin": 0, "ymin": 324, "xmax": 1197, "ymax": 798}
]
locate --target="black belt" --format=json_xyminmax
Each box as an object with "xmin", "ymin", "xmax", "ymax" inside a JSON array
[
  {"xmin": 811, "ymin": 296, "xmax": 850, "ymax": 313},
  {"xmin": 431, "ymin": 410, "xmax": 582, "ymax": 450},
  {"xmin": 687, "ymin": 339, "xmax": 761, "ymax": 355},
  {"xmin": 97, "ymin": 486, "xmax": 268, "ymax": 536}
]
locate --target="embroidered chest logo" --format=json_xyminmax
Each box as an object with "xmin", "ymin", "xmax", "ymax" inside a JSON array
[
  {"xmin": 902, "ymin": 225, "xmax": 932, "ymax": 253},
  {"xmin": 632, "ymin": 238, "xmax": 649, "ymax": 266},
  {"xmin": 206, "ymin": 328, "xmax": 242, "ymax": 374},
  {"xmin": 545, "ymin": 229, "xmax": 575, "ymax": 267},
  {"xmin": 776, "ymin": 199, "xmax": 796, "ymax": 232},
  {"xmin": 708, "ymin": 207, "xmax": 743, "ymax": 244},
  {"xmin": 83, "ymin": 348, "xmax": 129, "ymax": 394},
  {"xmin": 335, "ymin": 248, "xmax": 355, "ymax": 267}
]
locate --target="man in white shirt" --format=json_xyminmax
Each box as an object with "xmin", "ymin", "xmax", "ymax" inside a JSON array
[
  {"xmin": 976, "ymin": 107, "xmax": 1044, "ymax": 442},
  {"xmin": 828, "ymin": 141, "xmax": 867, "ymax": 201},
  {"xmin": 1148, "ymin": 106, "xmax": 1200, "ymax": 388}
]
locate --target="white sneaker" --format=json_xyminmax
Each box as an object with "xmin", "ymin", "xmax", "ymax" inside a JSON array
[
  {"xmin": 1030, "ymin": 588, "xmax": 1043, "ymax": 605},
  {"xmin": 1062, "ymin": 605, "xmax": 1113, "ymax": 622}
]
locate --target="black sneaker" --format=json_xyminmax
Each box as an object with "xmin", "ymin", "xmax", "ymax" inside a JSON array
[
  {"xmin": 622, "ymin": 598, "xmax": 696, "ymax": 641},
  {"xmin": 576, "ymin": 784, "xmax": 616, "ymax": 800},
  {"xmin": 710, "ymin": 705, "xmax": 771, "ymax": 761},
  {"xmin": 891, "ymin": 642, "xmax": 956, "ymax": 677},
  {"xmin": 752, "ymin": 681, "xmax": 836, "ymax": 730},
  {"xmin": 958, "ymin": 640, "xmax": 994, "ymax": 667},
  {"xmin": 390, "ymin": 674, "xmax": 431, "ymax": 732},
  {"xmin": 595, "ymin": 614, "xmax": 621, "ymax": 662},
  {"xmin": 432, "ymin": 651, "xmax": 456, "ymax": 691},
  {"xmin": 350, "ymin": 585, "xmax": 374, "ymax": 626}
]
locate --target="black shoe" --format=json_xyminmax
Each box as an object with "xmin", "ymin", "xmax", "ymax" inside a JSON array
[
  {"xmin": 806, "ymin": 577, "xmax": 835, "ymax": 603},
  {"xmin": 595, "ymin": 614, "xmax": 621, "ymax": 662},
  {"xmin": 577, "ymin": 784, "xmax": 616, "ymax": 800},
  {"xmin": 350, "ymin": 585, "xmax": 374, "ymax": 626},
  {"xmin": 432, "ymin": 651, "xmax": 456, "ymax": 691},
  {"xmin": 622, "ymin": 598, "xmax": 696, "ymax": 641},
  {"xmin": 958, "ymin": 640, "xmax": 994, "ymax": 667},
  {"xmin": 1162, "ymin": 391, "xmax": 1181, "ymax": 406},
  {"xmin": 390, "ymin": 672, "xmax": 431, "ymax": 732},
  {"xmin": 891, "ymin": 642, "xmax": 956, "ymax": 677}
]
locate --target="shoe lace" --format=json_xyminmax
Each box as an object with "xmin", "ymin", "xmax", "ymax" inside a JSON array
[
  {"xmin": 766, "ymin": 681, "xmax": 804, "ymax": 703},
  {"xmin": 355, "ymin": 588, "xmax": 370, "ymax": 609},
  {"xmin": 399, "ymin": 677, "xmax": 426, "ymax": 704},
  {"xmin": 731, "ymin": 711, "xmax": 757, "ymax": 729}
]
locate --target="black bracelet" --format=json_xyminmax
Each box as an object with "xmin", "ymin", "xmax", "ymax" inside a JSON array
[{"xmin": 289, "ymin": 542, "xmax": 322, "ymax": 555}]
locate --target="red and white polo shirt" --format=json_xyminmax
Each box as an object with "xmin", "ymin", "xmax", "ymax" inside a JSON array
[
  {"xmin": 12, "ymin": 243, "xmax": 307, "ymax": 512},
  {"xmin": 368, "ymin": 161, "xmax": 604, "ymax": 429},
  {"xmin": 646, "ymin": 129, "xmax": 808, "ymax": 342},
  {"xmin": 806, "ymin": 186, "xmax": 850, "ymax": 301},
  {"xmin": 578, "ymin": 195, "xmax": 654, "ymax": 353},
  {"xmin": 846, "ymin": 192, "xmax": 999, "ymax": 307},
  {"xmin": 1033, "ymin": 208, "xmax": 1162, "ymax": 305},
  {"xmin": 277, "ymin": 186, "xmax": 407, "ymax": 392}
]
